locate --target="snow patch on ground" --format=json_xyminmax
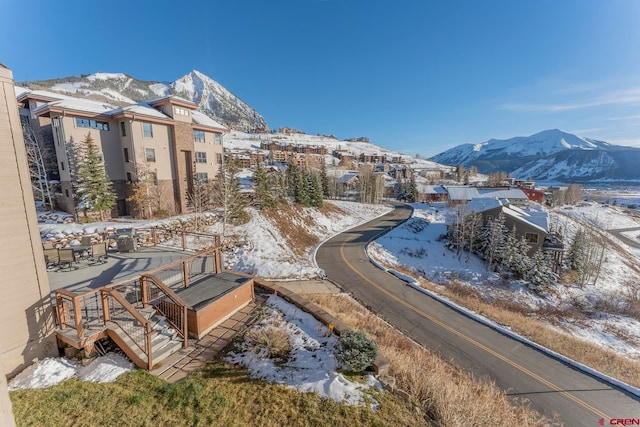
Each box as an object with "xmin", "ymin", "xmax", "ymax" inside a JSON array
[
  {"xmin": 225, "ymin": 295, "xmax": 380, "ymax": 406},
  {"xmin": 8, "ymin": 353, "xmax": 133, "ymax": 390}
]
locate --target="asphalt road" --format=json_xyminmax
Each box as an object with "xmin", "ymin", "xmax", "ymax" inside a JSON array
[{"xmin": 316, "ymin": 203, "xmax": 640, "ymax": 425}]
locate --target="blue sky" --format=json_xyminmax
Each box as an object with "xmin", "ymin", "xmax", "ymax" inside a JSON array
[{"xmin": 3, "ymin": 0, "xmax": 640, "ymax": 157}]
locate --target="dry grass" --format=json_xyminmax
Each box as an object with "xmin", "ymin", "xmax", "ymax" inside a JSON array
[
  {"xmin": 246, "ymin": 326, "xmax": 292, "ymax": 362},
  {"xmin": 405, "ymin": 273, "xmax": 640, "ymax": 389},
  {"xmin": 308, "ymin": 294, "xmax": 560, "ymax": 426},
  {"xmin": 10, "ymin": 361, "xmax": 430, "ymax": 427},
  {"xmin": 261, "ymin": 204, "xmax": 320, "ymax": 257}
]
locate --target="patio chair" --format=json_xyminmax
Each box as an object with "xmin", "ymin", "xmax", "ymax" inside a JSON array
[
  {"xmin": 57, "ymin": 248, "xmax": 77, "ymax": 271},
  {"xmin": 43, "ymin": 248, "xmax": 59, "ymax": 267},
  {"xmin": 88, "ymin": 242, "xmax": 108, "ymax": 265},
  {"xmin": 42, "ymin": 241, "xmax": 54, "ymax": 250},
  {"xmin": 80, "ymin": 236, "xmax": 92, "ymax": 246}
]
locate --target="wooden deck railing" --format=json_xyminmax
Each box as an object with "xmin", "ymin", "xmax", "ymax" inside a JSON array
[
  {"xmin": 53, "ymin": 242, "xmax": 222, "ymax": 359},
  {"xmin": 101, "ymin": 288, "xmax": 153, "ymax": 369},
  {"xmin": 45, "ymin": 228, "xmax": 222, "ymax": 255},
  {"xmin": 141, "ymin": 274, "xmax": 188, "ymax": 348}
]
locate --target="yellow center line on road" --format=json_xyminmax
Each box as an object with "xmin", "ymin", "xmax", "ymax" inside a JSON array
[{"xmin": 339, "ymin": 238, "xmax": 611, "ymax": 421}]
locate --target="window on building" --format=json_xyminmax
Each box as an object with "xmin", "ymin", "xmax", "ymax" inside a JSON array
[
  {"xmin": 145, "ymin": 148, "xmax": 156, "ymax": 162},
  {"xmin": 60, "ymin": 161, "xmax": 65, "ymax": 171},
  {"xmin": 216, "ymin": 153, "xmax": 223, "ymax": 164},
  {"xmin": 195, "ymin": 152, "xmax": 207, "ymax": 163},
  {"xmin": 76, "ymin": 117, "xmax": 110, "ymax": 131},
  {"xmin": 123, "ymin": 147, "xmax": 130, "ymax": 162},
  {"xmin": 120, "ymin": 121, "xmax": 126, "ymax": 137},
  {"xmin": 143, "ymin": 122, "xmax": 153, "ymax": 137},
  {"xmin": 214, "ymin": 133, "xmax": 222, "ymax": 144},
  {"xmin": 193, "ymin": 129, "xmax": 205, "ymax": 143},
  {"xmin": 65, "ymin": 189, "xmax": 70, "ymax": 197},
  {"xmin": 525, "ymin": 232, "xmax": 539, "ymax": 244},
  {"xmin": 148, "ymin": 171, "xmax": 158, "ymax": 185},
  {"xmin": 126, "ymin": 172, "xmax": 132, "ymax": 182},
  {"xmin": 196, "ymin": 172, "xmax": 208, "ymax": 183},
  {"xmin": 175, "ymin": 107, "xmax": 189, "ymax": 116}
]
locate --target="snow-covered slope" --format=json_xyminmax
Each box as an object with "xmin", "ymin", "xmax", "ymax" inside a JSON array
[
  {"xmin": 224, "ymin": 130, "xmax": 450, "ymax": 172},
  {"xmin": 431, "ymin": 129, "xmax": 640, "ymax": 183},
  {"xmin": 20, "ymin": 70, "xmax": 267, "ymax": 132}
]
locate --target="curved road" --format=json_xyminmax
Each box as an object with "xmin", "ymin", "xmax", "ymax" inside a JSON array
[{"xmin": 316, "ymin": 203, "xmax": 640, "ymax": 425}]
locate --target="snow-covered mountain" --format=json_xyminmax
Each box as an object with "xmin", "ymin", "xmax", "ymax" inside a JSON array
[
  {"xmin": 19, "ymin": 70, "xmax": 267, "ymax": 132},
  {"xmin": 431, "ymin": 129, "xmax": 640, "ymax": 183}
]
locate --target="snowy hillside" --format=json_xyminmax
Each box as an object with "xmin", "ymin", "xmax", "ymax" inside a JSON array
[
  {"xmin": 20, "ymin": 70, "xmax": 267, "ymax": 132},
  {"xmin": 431, "ymin": 129, "xmax": 640, "ymax": 183},
  {"xmin": 225, "ymin": 130, "xmax": 450, "ymax": 171}
]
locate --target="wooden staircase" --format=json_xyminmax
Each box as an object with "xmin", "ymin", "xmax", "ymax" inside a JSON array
[{"xmin": 105, "ymin": 305, "xmax": 185, "ymax": 370}]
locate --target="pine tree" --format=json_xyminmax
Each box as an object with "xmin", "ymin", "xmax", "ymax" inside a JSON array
[
  {"xmin": 407, "ymin": 173, "xmax": 417, "ymax": 203},
  {"xmin": 568, "ymin": 228, "xmax": 586, "ymax": 274},
  {"xmin": 309, "ymin": 171, "xmax": 323, "ymax": 208},
  {"xmin": 511, "ymin": 236, "xmax": 532, "ymax": 279},
  {"xmin": 253, "ymin": 162, "xmax": 276, "ymax": 209},
  {"xmin": 526, "ymin": 250, "xmax": 557, "ymax": 293},
  {"xmin": 76, "ymin": 133, "xmax": 116, "ymax": 221},
  {"xmin": 479, "ymin": 212, "xmax": 507, "ymax": 271},
  {"xmin": 320, "ymin": 161, "xmax": 330, "ymax": 198}
]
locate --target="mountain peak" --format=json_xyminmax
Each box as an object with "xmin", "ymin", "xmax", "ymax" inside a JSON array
[
  {"xmin": 431, "ymin": 129, "xmax": 640, "ymax": 182},
  {"xmin": 19, "ymin": 70, "xmax": 268, "ymax": 132}
]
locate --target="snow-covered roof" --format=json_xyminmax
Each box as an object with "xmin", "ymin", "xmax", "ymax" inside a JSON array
[
  {"xmin": 446, "ymin": 186, "xmax": 480, "ymax": 200},
  {"xmin": 110, "ymin": 103, "xmax": 169, "ymax": 119},
  {"xmin": 337, "ymin": 172, "xmax": 358, "ymax": 183},
  {"xmin": 478, "ymin": 188, "xmax": 528, "ymax": 200},
  {"xmin": 465, "ymin": 198, "xmax": 505, "ymax": 214},
  {"xmin": 503, "ymin": 205, "xmax": 549, "ymax": 233},
  {"xmin": 34, "ymin": 98, "xmax": 116, "ymax": 115},
  {"xmin": 147, "ymin": 94, "xmax": 196, "ymax": 107},
  {"xmin": 461, "ymin": 198, "xmax": 549, "ymax": 233},
  {"xmin": 417, "ymin": 184, "xmax": 447, "ymax": 194},
  {"xmin": 16, "ymin": 89, "xmax": 70, "ymax": 102},
  {"xmin": 192, "ymin": 110, "xmax": 227, "ymax": 130}
]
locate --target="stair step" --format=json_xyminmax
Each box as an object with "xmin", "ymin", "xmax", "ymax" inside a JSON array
[{"xmin": 106, "ymin": 322, "xmax": 184, "ymax": 368}]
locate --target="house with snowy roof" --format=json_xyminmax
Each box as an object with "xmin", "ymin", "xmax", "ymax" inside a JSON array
[
  {"xmin": 459, "ymin": 198, "xmax": 564, "ymax": 266},
  {"xmin": 18, "ymin": 90, "xmax": 227, "ymax": 218},
  {"xmin": 416, "ymin": 184, "xmax": 448, "ymax": 202}
]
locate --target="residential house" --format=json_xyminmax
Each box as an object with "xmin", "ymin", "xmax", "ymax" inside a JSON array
[
  {"xmin": 416, "ymin": 184, "xmax": 448, "ymax": 202},
  {"xmin": 461, "ymin": 198, "xmax": 564, "ymax": 267},
  {"xmin": 477, "ymin": 188, "xmax": 529, "ymax": 205},
  {"xmin": 445, "ymin": 186, "xmax": 481, "ymax": 206},
  {"xmin": 19, "ymin": 91, "xmax": 227, "ymax": 218}
]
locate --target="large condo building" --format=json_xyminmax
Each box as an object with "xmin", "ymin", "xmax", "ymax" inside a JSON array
[{"xmin": 17, "ymin": 90, "xmax": 227, "ymax": 218}]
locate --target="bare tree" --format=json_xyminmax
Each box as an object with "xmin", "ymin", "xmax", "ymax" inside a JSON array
[
  {"xmin": 487, "ymin": 171, "xmax": 508, "ymax": 187},
  {"xmin": 23, "ymin": 125, "xmax": 55, "ymax": 210},
  {"xmin": 565, "ymin": 184, "xmax": 583, "ymax": 205},
  {"xmin": 570, "ymin": 223, "xmax": 607, "ymax": 288}
]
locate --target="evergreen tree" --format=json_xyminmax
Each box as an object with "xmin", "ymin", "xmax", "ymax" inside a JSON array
[
  {"xmin": 568, "ymin": 228, "xmax": 586, "ymax": 274},
  {"xmin": 526, "ymin": 250, "xmax": 557, "ymax": 293},
  {"xmin": 309, "ymin": 171, "xmax": 323, "ymax": 208},
  {"xmin": 293, "ymin": 166, "xmax": 310, "ymax": 206},
  {"xmin": 320, "ymin": 161, "xmax": 330, "ymax": 198},
  {"xmin": 479, "ymin": 212, "xmax": 507, "ymax": 271},
  {"xmin": 253, "ymin": 162, "xmax": 276, "ymax": 209},
  {"xmin": 511, "ymin": 236, "xmax": 532, "ymax": 279},
  {"xmin": 76, "ymin": 133, "xmax": 116, "ymax": 221}
]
